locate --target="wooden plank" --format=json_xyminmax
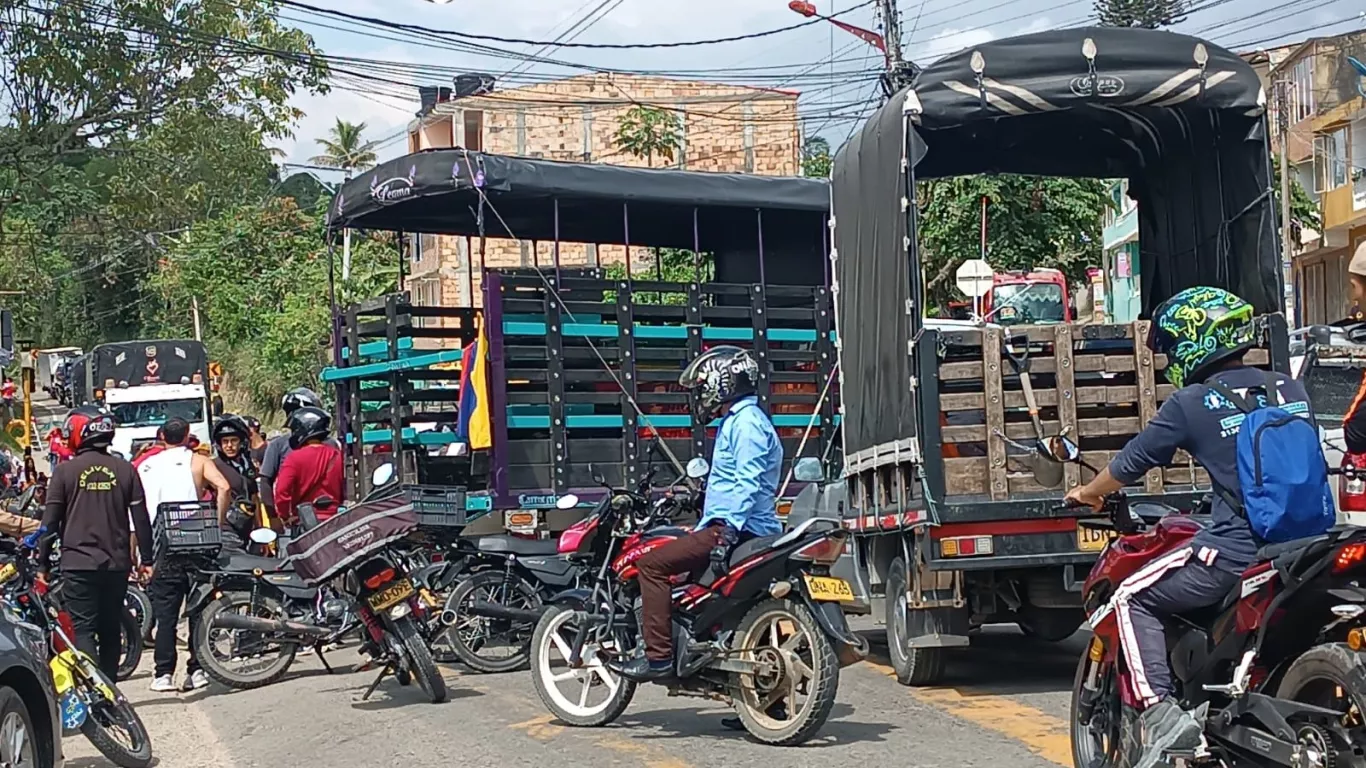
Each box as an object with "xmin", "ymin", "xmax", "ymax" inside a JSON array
[
  {"xmin": 940, "ymin": 361, "xmax": 984, "ymax": 380},
  {"xmin": 982, "ymin": 327, "xmax": 1009, "ymax": 500},
  {"xmin": 1133, "ymin": 320, "xmax": 1163, "ymax": 494},
  {"xmin": 942, "ymin": 420, "xmax": 1063, "ymax": 443},
  {"xmin": 944, "ymin": 456, "xmax": 988, "ymax": 496},
  {"xmin": 1054, "ymin": 324, "xmax": 1080, "ymax": 490},
  {"xmin": 1078, "ymin": 416, "xmax": 1142, "ymax": 436}
]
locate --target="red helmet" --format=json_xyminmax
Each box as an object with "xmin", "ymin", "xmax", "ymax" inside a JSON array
[{"xmin": 63, "ymin": 406, "xmax": 115, "ymax": 452}]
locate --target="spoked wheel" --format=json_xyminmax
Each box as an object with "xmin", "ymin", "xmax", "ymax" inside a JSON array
[
  {"xmin": 441, "ymin": 571, "xmax": 541, "ymax": 673},
  {"xmin": 730, "ymin": 598, "xmax": 839, "ymax": 746},
  {"xmin": 125, "ymin": 587, "xmax": 152, "ymax": 647},
  {"xmin": 194, "ymin": 592, "xmax": 297, "ymax": 691},
  {"xmin": 74, "ymin": 664, "xmax": 152, "ymax": 768},
  {"xmin": 1277, "ymin": 643, "xmax": 1366, "ymax": 766},
  {"xmin": 530, "ymin": 605, "xmax": 635, "ymax": 727},
  {"xmin": 1070, "ymin": 652, "xmax": 1133, "ymax": 768},
  {"xmin": 116, "ymin": 609, "xmax": 142, "ymax": 682}
]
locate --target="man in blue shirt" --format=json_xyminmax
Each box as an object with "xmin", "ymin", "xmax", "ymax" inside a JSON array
[{"xmin": 618, "ymin": 346, "xmax": 783, "ymax": 682}]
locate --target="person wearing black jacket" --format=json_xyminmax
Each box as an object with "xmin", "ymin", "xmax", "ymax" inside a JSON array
[
  {"xmin": 39, "ymin": 406, "xmax": 154, "ymax": 680},
  {"xmin": 212, "ymin": 414, "xmax": 258, "ymax": 550},
  {"xmin": 1345, "ymin": 243, "xmax": 1366, "ymax": 453}
]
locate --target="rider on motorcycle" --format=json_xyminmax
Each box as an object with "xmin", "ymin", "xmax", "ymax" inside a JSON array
[
  {"xmin": 1064, "ymin": 287, "xmax": 1317, "ymax": 768},
  {"xmin": 615, "ymin": 345, "xmax": 782, "ymax": 683},
  {"xmin": 273, "ymin": 407, "xmax": 344, "ymax": 529},
  {"xmin": 211, "ymin": 414, "xmax": 258, "ymax": 550},
  {"xmin": 258, "ymin": 387, "xmax": 324, "ymax": 517},
  {"xmin": 1341, "ymin": 242, "xmax": 1366, "ymax": 451}
]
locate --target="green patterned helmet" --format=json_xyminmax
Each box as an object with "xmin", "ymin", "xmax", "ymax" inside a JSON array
[{"xmin": 1147, "ymin": 286, "xmax": 1255, "ymax": 388}]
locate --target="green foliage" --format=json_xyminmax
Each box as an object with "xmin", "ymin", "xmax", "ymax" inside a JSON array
[
  {"xmin": 917, "ymin": 175, "xmax": 1109, "ymax": 306},
  {"xmin": 613, "ymin": 106, "xmax": 683, "ymax": 167},
  {"xmin": 309, "ymin": 119, "xmax": 378, "ymax": 172},
  {"xmin": 1094, "ymin": 0, "xmax": 1187, "ymax": 28},
  {"xmin": 1273, "ymin": 156, "xmax": 1322, "ymax": 237},
  {"xmin": 802, "ymin": 135, "xmax": 831, "ymax": 179},
  {"xmin": 603, "ymin": 249, "xmax": 714, "ymax": 305}
]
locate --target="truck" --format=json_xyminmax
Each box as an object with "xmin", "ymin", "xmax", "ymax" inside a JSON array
[
  {"xmin": 817, "ymin": 26, "xmax": 1288, "ymax": 685},
  {"xmin": 32, "ymin": 347, "xmax": 83, "ymax": 400},
  {"xmin": 67, "ymin": 340, "xmax": 213, "ymax": 459}
]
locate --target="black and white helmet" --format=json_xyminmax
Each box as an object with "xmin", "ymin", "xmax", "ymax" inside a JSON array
[{"xmin": 679, "ymin": 345, "xmax": 759, "ymax": 421}]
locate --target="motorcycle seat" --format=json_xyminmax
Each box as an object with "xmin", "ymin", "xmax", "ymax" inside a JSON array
[
  {"xmin": 477, "ymin": 535, "xmax": 559, "ymax": 557},
  {"xmin": 222, "ymin": 553, "xmax": 294, "ymax": 574},
  {"xmin": 1256, "ymin": 534, "xmax": 1333, "ymax": 563},
  {"xmin": 694, "ymin": 535, "xmax": 781, "ymax": 588}
]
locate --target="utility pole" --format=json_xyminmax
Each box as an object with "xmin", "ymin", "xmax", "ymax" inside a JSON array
[
  {"xmin": 342, "ymin": 170, "xmax": 353, "ymax": 282},
  {"xmin": 876, "ymin": 0, "xmax": 917, "ymax": 96},
  {"xmin": 191, "ymin": 297, "xmax": 203, "ymax": 342},
  {"xmin": 1275, "ymin": 79, "xmax": 1295, "ymax": 322}
]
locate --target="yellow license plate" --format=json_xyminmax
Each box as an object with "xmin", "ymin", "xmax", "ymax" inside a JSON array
[
  {"xmin": 0, "ymin": 563, "xmax": 17, "ymax": 584},
  {"xmin": 1077, "ymin": 526, "xmax": 1117, "ymax": 552},
  {"xmin": 368, "ymin": 579, "xmax": 415, "ymax": 611},
  {"xmin": 803, "ymin": 575, "xmax": 854, "ymax": 602}
]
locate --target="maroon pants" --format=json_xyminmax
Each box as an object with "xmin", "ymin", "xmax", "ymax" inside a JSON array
[{"xmin": 636, "ymin": 527, "xmax": 725, "ymax": 662}]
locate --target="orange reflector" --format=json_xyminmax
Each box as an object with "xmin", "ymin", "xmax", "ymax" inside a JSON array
[
  {"xmin": 1088, "ymin": 636, "xmax": 1104, "ymax": 662},
  {"xmin": 1350, "ymin": 628, "xmax": 1365, "ymax": 651},
  {"xmin": 777, "ymin": 500, "xmax": 793, "ymax": 517},
  {"xmin": 363, "ymin": 567, "xmax": 395, "ymax": 590},
  {"xmin": 507, "ymin": 513, "xmax": 535, "ymax": 527},
  {"xmin": 940, "ymin": 535, "xmax": 993, "ymax": 558}
]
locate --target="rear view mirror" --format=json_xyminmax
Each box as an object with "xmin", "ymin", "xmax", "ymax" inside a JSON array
[
  {"xmin": 792, "ymin": 457, "xmax": 823, "ymax": 483},
  {"xmin": 1047, "ymin": 435, "xmax": 1081, "ymax": 463},
  {"xmin": 685, "ymin": 458, "xmax": 710, "ymax": 479},
  {"xmin": 555, "ymin": 494, "xmax": 579, "ymax": 510},
  {"xmin": 371, "ymin": 463, "xmax": 395, "ymax": 487},
  {"xmin": 249, "ymin": 528, "xmax": 278, "ymax": 545}
]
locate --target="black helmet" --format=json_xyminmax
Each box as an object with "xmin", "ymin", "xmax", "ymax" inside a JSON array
[
  {"xmin": 212, "ymin": 414, "xmax": 250, "ymax": 444},
  {"xmin": 281, "ymin": 387, "xmax": 322, "ymax": 419},
  {"xmin": 63, "ymin": 405, "xmax": 115, "ymax": 453},
  {"xmin": 679, "ymin": 345, "xmax": 760, "ymax": 421},
  {"xmin": 244, "ymin": 415, "xmax": 262, "ymax": 434},
  {"xmin": 287, "ymin": 406, "xmax": 331, "ymax": 450}
]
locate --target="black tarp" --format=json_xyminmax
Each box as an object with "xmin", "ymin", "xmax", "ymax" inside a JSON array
[
  {"xmin": 89, "ymin": 340, "xmax": 207, "ymax": 388},
  {"xmin": 833, "ymin": 26, "xmax": 1279, "ymax": 456},
  {"xmin": 327, "ymin": 150, "xmax": 829, "ymax": 280}
]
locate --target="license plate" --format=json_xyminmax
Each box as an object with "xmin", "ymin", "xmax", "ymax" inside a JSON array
[
  {"xmin": 1077, "ymin": 526, "xmax": 1117, "ymax": 552},
  {"xmin": 0, "ymin": 563, "xmax": 17, "ymax": 584},
  {"xmin": 368, "ymin": 579, "xmax": 415, "ymax": 611},
  {"xmin": 803, "ymin": 575, "xmax": 854, "ymax": 602}
]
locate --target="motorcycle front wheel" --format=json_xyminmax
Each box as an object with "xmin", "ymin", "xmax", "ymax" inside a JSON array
[
  {"xmin": 391, "ymin": 614, "xmax": 447, "ymax": 703},
  {"xmin": 76, "ymin": 664, "xmax": 153, "ymax": 768},
  {"xmin": 1070, "ymin": 652, "xmax": 1137, "ymax": 768},
  {"xmin": 729, "ymin": 598, "xmax": 839, "ymax": 746},
  {"xmin": 194, "ymin": 592, "xmax": 298, "ymax": 691},
  {"xmin": 530, "ymin": 604, "xmax": 635, "ymax": 727}
]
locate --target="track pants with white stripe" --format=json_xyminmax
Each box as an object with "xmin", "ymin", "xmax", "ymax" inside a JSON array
[{"xmin": 1117, "ymin": 547, "xmax": 1239, "ymax": 706}]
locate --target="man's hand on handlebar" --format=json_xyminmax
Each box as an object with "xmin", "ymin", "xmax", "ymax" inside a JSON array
[{"xmin": 1064, "ymin": 485, "xmax": 1106, "ymax": 512}]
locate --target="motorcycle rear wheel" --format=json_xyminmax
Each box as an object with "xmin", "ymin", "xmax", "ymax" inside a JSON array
[
  {"xmin": 530, "ymin": 605, "xmax": 635, "ymax": 727},
  {"xmin": 116, "ymin": 609, "xmax": 142, "ymax": 682},
  {"xmin": 730, "ymin": 598, "xmax": 839, "ymax": 746},
  {"xmin": 1277, "ymin": 642, "xmax": 1366, "ymax": 759},
  {"xmin": 194, "ymin": 592, "xmax": 298, "ymax": 691},
  {"xmin": 441, "ymin": 570, "xmax": 541, "ymax": 673},
  {"xmin": 392, "ymin": 614, "xmax": 447, "ymax": 703}
]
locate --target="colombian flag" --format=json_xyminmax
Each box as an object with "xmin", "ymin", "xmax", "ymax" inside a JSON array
[{"xmin": 456, "ymin": 323, "xmax": 492, "ymax": 450}]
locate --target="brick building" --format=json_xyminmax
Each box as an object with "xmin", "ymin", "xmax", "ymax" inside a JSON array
[{"xmin": 402, "ymin": 74, "xmax": 802, "ymax": 309}]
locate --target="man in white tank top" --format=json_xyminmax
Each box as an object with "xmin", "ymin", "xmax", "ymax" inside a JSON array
[{"xmin": 137, "ymin": 418, "xmax": 230, "ymax": 692}]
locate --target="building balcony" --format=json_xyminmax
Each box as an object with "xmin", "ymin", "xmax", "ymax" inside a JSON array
[
  {"xmin": 1320, "ymin": 178, "xmax": 1366, "ymax": 232},
  {"xmin": 1102, "ymin": 205, "xmax": 1138, "ymax": 250}
]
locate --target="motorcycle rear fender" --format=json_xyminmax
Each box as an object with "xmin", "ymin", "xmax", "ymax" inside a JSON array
[
  {"xmin": 185, "ymin": 583, "xmax": 216, "ymax": 616},
  {"xmin": 797, "ymin": 590, "xmax": 869, "ymax": 667},
  {"xmin": 412, "ymin": 561, "xmax": 460, "ymax": 593},
  {"xmin": 547, "ymin": 587, "xmax": 592, "ymax": 611}
]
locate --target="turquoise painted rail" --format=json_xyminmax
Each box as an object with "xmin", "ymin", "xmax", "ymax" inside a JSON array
[
  {"xmin": 506, "ymin": 413, "xmax": 842, "ymax": 429},
  {"xmin": 501, "ymin": 321, "xmax": 836, "ymax": 343},
  {"xmin": 322, "ymin": 348, "xmax": 464, "ymax": 382},
  {"xmin": 340, "ymin": 337, "xmax": 415, "ymax": 360}
]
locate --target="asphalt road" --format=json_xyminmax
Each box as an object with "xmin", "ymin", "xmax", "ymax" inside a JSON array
[{"xmin": 63, "ymin": 622, "xmax": 1088, "ymax": 768}]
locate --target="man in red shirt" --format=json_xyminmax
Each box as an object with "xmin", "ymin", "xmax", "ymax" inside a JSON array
[{"xmin": 274, "ymin": 406, "xmax": 343, "ymax": 526}]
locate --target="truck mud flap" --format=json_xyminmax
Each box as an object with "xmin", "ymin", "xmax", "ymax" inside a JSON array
[{"xmin": 906, "ymin": 605, "xmax": 970, "ymax": 649}]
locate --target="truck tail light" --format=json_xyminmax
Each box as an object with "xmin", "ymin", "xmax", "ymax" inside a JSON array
[
  {"xmin": 940, "ymin": 535, "xmax": 994, "ymax": 557},
  {"xmin": 1342, "ymin": 453, "xmax": 1366, "ymax": 512}
]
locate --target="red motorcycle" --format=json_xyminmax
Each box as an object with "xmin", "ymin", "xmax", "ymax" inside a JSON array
[
  {"xmin": 528, "ymin": 458, "xmax": 868, "ymax": 746},
  {"xmin": 1054, "ymin": 435, "xmax": 1366, "ymax": 768}
]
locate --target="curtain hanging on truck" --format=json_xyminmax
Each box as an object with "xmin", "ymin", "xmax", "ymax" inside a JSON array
[{"xmin": 831, "ymin": 26, "xmax": 1277, "ymax": 458}]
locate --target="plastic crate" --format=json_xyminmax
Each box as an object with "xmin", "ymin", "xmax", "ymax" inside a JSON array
[
  {"xmin": 405, "ymin": 485, "xmax": 468, "ymax": 528},
  {"xmin": 153, "ymin": 501, "xmax": 222, "ymax": 561}
]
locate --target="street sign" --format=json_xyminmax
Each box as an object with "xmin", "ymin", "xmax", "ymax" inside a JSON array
[
  {"xmin": 955, "ymin": 259, "xmax": 995, "ymax": 298},
  {"xmin": 208, "ymin": 361, "xmax": 223, "ymax": 378}
]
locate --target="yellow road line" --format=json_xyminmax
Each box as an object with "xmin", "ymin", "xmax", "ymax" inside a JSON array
[{"xmin": 863, "ymin": 660, "xmax": 1072, "ymax": 767}]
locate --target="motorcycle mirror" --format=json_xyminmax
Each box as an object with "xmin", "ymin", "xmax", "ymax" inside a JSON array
[
  {"xmin": 371, "ymin": 463, "xmax": 395, "ymax": 488},
  {"xmin": 555, "ymin": 494, "xmax": 579, "ymax": 510},
  {"xmin": 685, "ymin": 458, "xmax": 710, "ymax": 479},
  {"xmin": 249, "ymin": 528, "xmax": 278, "ymax": 545},
  {"xmin": 1046, "ymin": 435, "xmax": 1081, "ymax": 463},
  {"xmin": 792, "ymin": 457, "xmax": 823, "ymax": 483}
]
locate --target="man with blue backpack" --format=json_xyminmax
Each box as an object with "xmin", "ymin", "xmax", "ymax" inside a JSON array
[{"xmin": 1065, "ymin": 286, "xmax": 1335, "ymax": 768}]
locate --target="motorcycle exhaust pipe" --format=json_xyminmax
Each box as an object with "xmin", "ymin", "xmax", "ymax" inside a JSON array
[
  {"xmin": 468, "ymin": 601, "xmax": 545, "ymax": 623},
  {"xmin": 212, "ymin": 613, "xmax": 331, "ymax": 639}
]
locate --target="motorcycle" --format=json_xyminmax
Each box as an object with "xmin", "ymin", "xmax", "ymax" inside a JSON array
[
  {"xmin": 528, "ymin": 457, "xmax": 867, "ymax": 746},
  {"xmin": 196, "ymin": 464, "xmax": 447, "ymax": 703},
  {"xmin": 0, "ymin": 531, "xmax": 151, "ymax": 768},
  {"xmin": 1052, "ymin": 434, "xmax": 1366, "ymax": 768}
]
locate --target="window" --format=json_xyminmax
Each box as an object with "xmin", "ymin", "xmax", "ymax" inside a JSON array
[
  {"xmin": 463, "ymin": 110, "xmax": 484, "ymax": 152},
  {"xmin": 1291, "ymin": 56, "xmax": 1315, "ymax": 123},
  {"xmin": 110, "ymin": 399, "xmax": 205, "ymax": 428},
  {"xmin": 990, "ymin": 283, "xmax": 1066, "ymax": 325},
  {"xmin": 1314, "ymin": 128, "xmax": 1349, "ymax": 191}
]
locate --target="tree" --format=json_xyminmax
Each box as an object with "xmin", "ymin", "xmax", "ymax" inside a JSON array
[
  {"xmin": 309, "ymin": 119, "xmax": 378, "ymax": 173},
  {"xmin": 802, "ymin": 135, "xmax": 832, "ymax": 179},
  {"xmin": 917, "ymin": 175, "xmax": 1110, "ymax": 307},
  {"xmin": 612, "ymin": 106, "xmax": 683, "ymax": 167},
  {"xmin": 1272, "ymin": 157, "xmax": 1321, "ymax": 243},
  {"xmin": 1094, "ymin": 0, "xmax": 1188, "ymax": 28}
]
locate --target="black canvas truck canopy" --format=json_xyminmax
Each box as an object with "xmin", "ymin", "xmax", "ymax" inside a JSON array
[{"xmin": 832, "ymin": 26, "xmax": 1281, "ymax": 461}]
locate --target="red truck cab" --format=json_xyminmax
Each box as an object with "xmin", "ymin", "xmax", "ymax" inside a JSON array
[{"xmin": 983, "ymin": 268, "xmax": 1072, "ymax": 324}]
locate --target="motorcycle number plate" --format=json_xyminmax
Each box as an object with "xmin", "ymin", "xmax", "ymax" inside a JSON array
[
  {"xmin": 803, "ymin": 575, "xmax": 854, "ymax": 602},
  {"xmin": 368, "ymin": 579, "xmax": 415, "ymax": 612},
  {"xmin": 0, "ymin": 563, "xmax": 17, "ymax": 584},
  {"xmin": 1077, "ymin": 526, "xmax": 1116, "ymax": 552}
]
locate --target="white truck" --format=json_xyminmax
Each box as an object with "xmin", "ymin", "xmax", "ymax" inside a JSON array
[{"xmin": 70, "ymin": 340, "xmax": 212, "ymax": 460}]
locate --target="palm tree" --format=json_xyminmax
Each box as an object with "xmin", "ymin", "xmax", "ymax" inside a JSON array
[
  {"xmin": 309, "ymin": 119, "xmax": 379, "ymax": 173},
  {"xmin": 613, "ymin": 106, "xmax": 682, "ymax": 167}
]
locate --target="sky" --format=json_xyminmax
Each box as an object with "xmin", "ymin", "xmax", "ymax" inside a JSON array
[{"xmin": 272, "ymin": 0, "xmax": 1365, "ymax": 178}]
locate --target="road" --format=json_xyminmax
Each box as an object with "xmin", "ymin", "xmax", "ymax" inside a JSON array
[{"xmin": 64, "ymin": 622, "xmax": 1086, "ymax": 768}]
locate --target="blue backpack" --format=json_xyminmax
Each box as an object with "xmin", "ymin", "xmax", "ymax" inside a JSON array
[{"xmin": 1207, "ymin": 373, "xmax": 1335, "ymax": 544}]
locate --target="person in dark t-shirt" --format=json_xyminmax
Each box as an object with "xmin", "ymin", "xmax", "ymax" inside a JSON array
[
  {"xmin": 212, "ymin": 414, "xmax": 258, "ymax": 550},
  {"xmin": 39, "ymin": 406, "xmax": 154, "ymax": 680},
  {"xmin": 1065, "ymin": 287, "xmax": 1317, "ymax": 768}
]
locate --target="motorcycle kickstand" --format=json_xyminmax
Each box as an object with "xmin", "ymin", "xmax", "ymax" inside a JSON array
[
  {"xmin": 360, "ymin": 664, "xmax": 390, "ymax": 701},
  {"xmin": 316, "ymin": 643, "xmax": 334, "ymax": 674}
]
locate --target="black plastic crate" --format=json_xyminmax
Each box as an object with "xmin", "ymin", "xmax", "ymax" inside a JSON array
[
  {"xmin": 405, "ymin": 485, "xmax": 468, "ymax": 528},
  {"xmin": 153, "ymin": 501, "xmax": 222, "ymax": 561}
]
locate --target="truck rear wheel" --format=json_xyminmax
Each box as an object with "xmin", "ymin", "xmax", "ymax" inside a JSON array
[{"xmin": 886, "ymin": 556, "xmax": 947, "ymax": 686}]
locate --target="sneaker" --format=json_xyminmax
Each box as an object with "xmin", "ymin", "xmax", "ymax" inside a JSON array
[
  {"xmin": 183, "ymin": 670, "xmax": 209, "ymax": 691},
  {"xmin": 1135, "ymin": 699, "xmax": 1203, "ymax": 768},
  {"xmin": 149, "ymin": 674, "xmax": 176, "ymax": 692}
]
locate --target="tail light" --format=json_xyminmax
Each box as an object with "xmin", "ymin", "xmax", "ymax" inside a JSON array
[
  {"xmin": 363, "ymin": 568, "xmax": 396, "ymax": 590},
  {"xmin": 1341, "ymin": 453, "xmax": 1366, "ymax": 512},
  {"xmin": 1334, "ymin": 542, "xmax": 1366, "ymax": 574},
  {"xmin": 940, "ymin": 535, "xmax": 994, "ymax": 558},
  {"xmin": 792, "ymin": 532, "xmax": 847, "ymax": 564}
]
